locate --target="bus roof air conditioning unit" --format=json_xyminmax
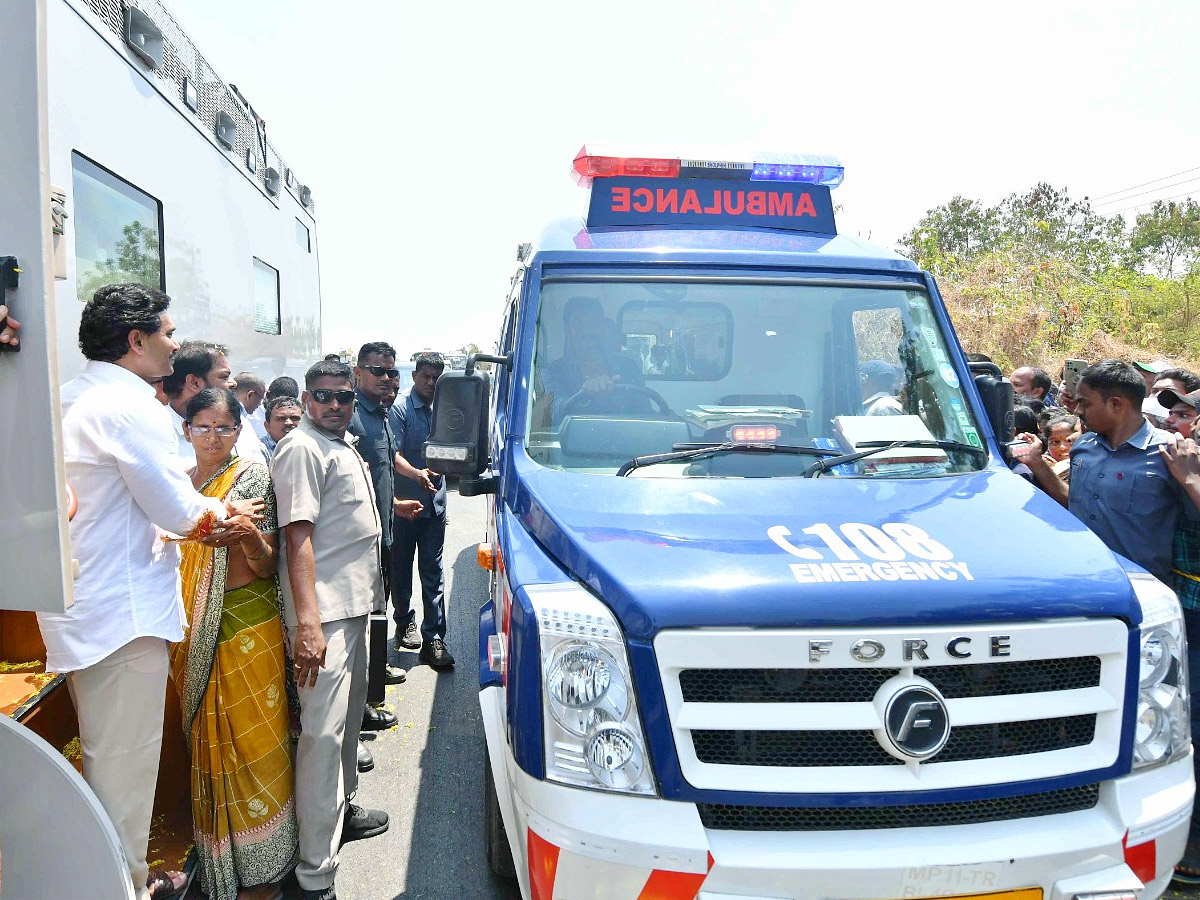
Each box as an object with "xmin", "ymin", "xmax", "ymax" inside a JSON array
[
  {"xmin": 123, "ymin": 6, "xmax": 164, "ymax": 70},
  {"xmin": 215, "ymin": 112, "xmax": 237, "ymax": 151},
  {"xmin": 263, "ymin": 167, "xmax": 281, "ymax": 196},
  {"xmin": 298, "ymin": 185, "xmax": 312, "ymax": 206}
]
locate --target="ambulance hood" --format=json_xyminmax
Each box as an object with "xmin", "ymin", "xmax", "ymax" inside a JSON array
[{"xmin": 511, "ymin": 461, "xmax": 1142, "ymax": 641}]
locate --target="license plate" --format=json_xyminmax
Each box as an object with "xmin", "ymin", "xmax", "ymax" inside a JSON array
[{"xmin": 885, "ymin": 875, "xmax": 1042, "ymax": 900}]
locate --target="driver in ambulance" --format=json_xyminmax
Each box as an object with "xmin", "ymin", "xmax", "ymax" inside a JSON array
[{"xmin": 537, "ymin": 296, "xmax": 646, "ymax": 421}]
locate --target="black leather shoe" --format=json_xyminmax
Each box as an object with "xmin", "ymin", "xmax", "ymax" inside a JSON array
[
  {"xmin": 342, "ymin": 802, "xmax": 389, "ymax": 844},
  {"xmin": 297, "ymin": 886, "xmax": 336, "ymax": 900},
  {"xmin": 396, "ymin": 621, "xmax": 421, "ymax": 650},
  {"xmin": 384, "ymin": 664, "xmax": 407, "ymax": 685},
  {"xmin": 361, "ymin": 705, "xmax": 398, "ymax": 730},
  {"xmin": 357, "ymin": 741, "xmax": 373, "ymax": 773},
  {"xmin": 419, "ymin": 638, "xmax": 455, "ymax": 669}
]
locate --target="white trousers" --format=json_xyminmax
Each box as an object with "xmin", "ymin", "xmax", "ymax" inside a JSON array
[
  {"xmin": 287, "ymin": 615, "xmax": 368, "ymax": 891},
  {"xmin": 68, "ymin": 636, "xmax": 170, "ymax": 900}
]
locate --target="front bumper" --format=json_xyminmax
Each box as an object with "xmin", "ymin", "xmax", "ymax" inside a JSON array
[{"xmin": 483, "ymin": 689, "xmax": 1194, "ymax": 900}]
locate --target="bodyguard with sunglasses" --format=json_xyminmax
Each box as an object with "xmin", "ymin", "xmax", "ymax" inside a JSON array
[{"xmin": 270, "ymin": 359, "xmax": 391, "ymax": 900}]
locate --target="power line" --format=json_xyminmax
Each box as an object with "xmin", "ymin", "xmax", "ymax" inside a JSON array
[
  {"xmin": 1093, "ymin": 175, "xmax": 1200, "ymax": 209},
  {"xmin": 1110, "ymin": 186, "xmax": 1200, "ymax": 217},
  {"xmin": 1090, "ymin": 164, "xmax": 1200, "ymax": 203}
]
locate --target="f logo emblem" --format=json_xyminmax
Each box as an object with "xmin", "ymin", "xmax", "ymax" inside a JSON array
[{"xmin": 882, "ymin": 685, "xmax": 950, "ymax": 760}]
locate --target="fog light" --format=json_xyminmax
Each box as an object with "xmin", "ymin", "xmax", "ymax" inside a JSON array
[{"xmin": 1134, "ymin": 698, "xmax": 1172, "ymax": 764}]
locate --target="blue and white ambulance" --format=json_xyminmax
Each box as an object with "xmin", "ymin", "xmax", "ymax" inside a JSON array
[{"xmin": 424, "ymin": 148, "xmax": 1194, "ymax": 900}]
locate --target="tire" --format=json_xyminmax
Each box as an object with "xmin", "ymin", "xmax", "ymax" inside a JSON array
[{"xmin": 485, "ymin": 757, "xmax": 517, "ymax": 879}]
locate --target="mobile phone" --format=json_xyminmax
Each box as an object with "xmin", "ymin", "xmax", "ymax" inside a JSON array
[{"xmin": 1064, "ymin": 359, "xmax": 1087, "ymax": 394}]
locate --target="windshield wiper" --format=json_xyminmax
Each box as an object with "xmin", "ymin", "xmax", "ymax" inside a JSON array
[
  {"xmin": 804, "ymin": 439, "xmax": 988, "ymax": 478},
  {"xmin": 617, "ymin": 442, "xmax": 841, "ymax": 477}
]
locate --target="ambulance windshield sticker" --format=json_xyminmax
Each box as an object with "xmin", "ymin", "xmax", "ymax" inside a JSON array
[
  {"xmin": 768, "ymin": 522, "xmax": 975, "ymax": 585},
  {"xmin": 938, "ymin": 363, "xmax": 960, "ymax": 388}
]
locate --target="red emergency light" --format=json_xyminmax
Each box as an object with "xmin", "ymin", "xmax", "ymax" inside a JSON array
[
  {"xmin": 730, "ymin": 425, "xmax": 780, "ymax": 444},
  {"xmin": 572, "ymin": 148, "xmax": 681, "ymax": 186}
]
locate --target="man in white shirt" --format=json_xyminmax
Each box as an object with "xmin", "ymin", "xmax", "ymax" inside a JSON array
[
  {"xmin": 38, "ymin": 283, "xmax": 263, "ymax": 900},
  {"xmin": 235, "ymin": 370, "xmax": 270, "ymax": 440},
  {"xmin": 162, "ymin": 341, "xmax": 267, "ymax": 466}
]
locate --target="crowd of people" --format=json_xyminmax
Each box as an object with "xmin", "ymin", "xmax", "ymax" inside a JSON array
[{"xmin": 29, "ymin": 284, "xmax": 452, "ymax": 900}]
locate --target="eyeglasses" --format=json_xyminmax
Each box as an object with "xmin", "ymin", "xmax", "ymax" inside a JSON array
[
  {"xmin": 310, "ymin": 389, "xmax": 356, "ymax": 405},
  {"xmin": 188, "ymin": 425, "xmax": 238, "ymax": 437},
  {"xmin": 363, "ymin": 365, "xmax": 401, "ymax": 379}
]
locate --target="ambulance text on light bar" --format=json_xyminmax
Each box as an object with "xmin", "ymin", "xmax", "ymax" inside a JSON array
[{"xmin": 575, "ymin": 146, "xmax": 842, "ymax": 235}]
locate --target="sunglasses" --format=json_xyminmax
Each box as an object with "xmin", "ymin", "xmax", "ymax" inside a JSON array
[
  {"xmin": 310, "ymin": 389, "xmax": 356, "ymax": 405},
  {"xmin": 363, "ymin": 365, "xmax": 401, "ymax": 379},
  {"xmin": 188, "ymin": 425, "xmax": 238, "ymax": 437}
]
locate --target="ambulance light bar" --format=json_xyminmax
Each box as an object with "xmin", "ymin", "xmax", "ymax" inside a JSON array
[{"xmin": 572, "ymin": 146, "xmax": 843, "ymax": 188}]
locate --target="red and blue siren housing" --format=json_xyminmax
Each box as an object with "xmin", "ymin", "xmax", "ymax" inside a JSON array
[{"xmin": 573, "ymin": 145, "xmax": 842, "ymax": 235}]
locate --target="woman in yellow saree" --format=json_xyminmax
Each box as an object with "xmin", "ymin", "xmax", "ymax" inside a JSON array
[{"xmin": 171, "ymin": 388, "xmax": 297, "ymax": 900}]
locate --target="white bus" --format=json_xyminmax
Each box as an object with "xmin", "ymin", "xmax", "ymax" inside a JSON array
[{"xmin": 0, "ymin": 0, "xmax": 321, "ymax": 893}]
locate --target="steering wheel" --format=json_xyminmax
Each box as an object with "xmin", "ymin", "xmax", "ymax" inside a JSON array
[{"xmin": 559, "ymin": 383, "xmax": 673, "ymax": 419}]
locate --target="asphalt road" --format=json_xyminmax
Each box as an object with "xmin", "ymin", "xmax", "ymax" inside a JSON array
[{"xmin": 337, "ymin": 488, "xmax": 522, "ymax": 900}]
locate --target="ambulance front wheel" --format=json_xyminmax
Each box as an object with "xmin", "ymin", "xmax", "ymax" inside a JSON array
[{"xmin": 485, "ymin": 756, "xmax": 517, "ymax": 879}]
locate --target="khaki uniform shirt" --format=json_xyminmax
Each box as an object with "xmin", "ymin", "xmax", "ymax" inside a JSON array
[{"xmin": 271, "ymin": 416, "xmax": 383, "ymax": 626}]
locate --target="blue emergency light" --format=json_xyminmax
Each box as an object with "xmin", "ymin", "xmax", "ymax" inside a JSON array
[{"xmin": 574, "ymin": 146, "xmax": 841, "ymax": 235}]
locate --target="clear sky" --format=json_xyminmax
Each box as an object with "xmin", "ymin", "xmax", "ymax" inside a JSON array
[{"xmin": 169, "ymin": 0, "xmax": 1200, "ymax": 358}]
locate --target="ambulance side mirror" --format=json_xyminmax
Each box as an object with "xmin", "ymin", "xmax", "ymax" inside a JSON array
[
  {"xmin": 423, "ymin": 352, "xmax": 512, "ymax": 487},
  {"xmin": 971, "ymin": 363, "xmax": 1014, "ymax": 450},
  {"xmin": 424, "ymin": 372, "xmax": 490, "ymax": 478}
]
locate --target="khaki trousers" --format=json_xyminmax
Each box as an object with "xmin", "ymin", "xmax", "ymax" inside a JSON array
[
  {"xmin": 68, "ymin": 636, "xmax": 170, "ymax": 900},
  {"xmin": 288, "ymin": 615, "xmax": 368, "ymax": 891}
]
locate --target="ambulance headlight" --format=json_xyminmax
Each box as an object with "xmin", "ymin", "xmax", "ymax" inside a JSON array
[
  {"xmin": 528, "ymin": 584, "xmax": 657, "ymax": 796},
  {"xmin": 1131, "ymin": 574, "xmax": 1190, "ymax": 769},
  {"xmin": 546, "ymin": 644, "xmax": 629, "ymax": 736}
]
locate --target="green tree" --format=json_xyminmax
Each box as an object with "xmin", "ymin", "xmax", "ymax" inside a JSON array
[
  {"xmin": 76, "ymin": 220, "xmax": 161, "ymax": 302},
  {"xmin": 1129, "ymin": 199, "xmax": 1200, "ymax": 279}
]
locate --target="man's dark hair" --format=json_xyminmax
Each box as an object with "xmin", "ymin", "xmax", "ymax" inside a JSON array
[
  {"xmin": 162, "ymin": 341, "xmax": 224, "ymax": 398},
  {"xmin": 266, "ymin": 375, "xmax": 299, "ymax": 399},
  {"xmin": 1013, "ymin": 394, "xmax": 1046, "ymax": 417},
  {"xmin": 358, "ymin": 341, "xmax": 397, "ymax": 364},
  {"xmin": 323, "ymin": 353, "xmax": 341, "ymax": 361},
  {"xmin": 183, "ymin": 387, "xmax": 241, "ymax": 426},
  {"xmin": 78, "ymin": 283, "xmax": 171, "ymax": 363},
  {"xmin": 413, "ymin": 351, "xmax": 445, "ymax": 374},
  {"xmin": 965, "ymin": 352, "xmax": 993, "ymax": 363},
  {"xmin": 1027, "ymin": 367, "xmax": 1053, "ymax": 398},
  {"xmin": 265, "ymin": 395, "xmax": 302, "ymax": 421},
  {"xmin": 235, "ymin": 372, "xmax": 266, "ymax": 396},
  {"xmin": 305, "ymin": 359, "xmax": 353, "ymax": 388},
  {"xmin": 1079, "ymin": 359, "xmax": 1146, "ymax": 406},
  {"xmin": 1155, "ymin": 367, "xmax": 1200, "ymax": 393}
]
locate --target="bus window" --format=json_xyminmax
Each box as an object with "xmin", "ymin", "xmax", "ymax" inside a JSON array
[
  {"xmin": 71, "ymin": 153, "xmax": 164, "ymax": 302},
  {"xmin": 253, "ymin": 257, "xmax": 281, "ymax": 335}
]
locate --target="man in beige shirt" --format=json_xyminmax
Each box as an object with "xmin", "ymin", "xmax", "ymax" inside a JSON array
[{"xmin": 271, "ymin": 360, "xmax": 390, "ymax": 900}]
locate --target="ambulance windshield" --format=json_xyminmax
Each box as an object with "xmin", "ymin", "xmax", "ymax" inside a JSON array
[{"xmin": 526, "ymin": 278, "xmax": 988, "ymax": 478}]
